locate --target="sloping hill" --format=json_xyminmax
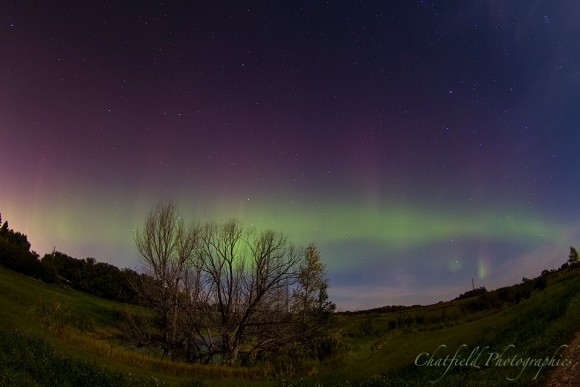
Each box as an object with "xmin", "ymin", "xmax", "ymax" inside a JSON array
[
  {"xmin": 0, "ymin": 266, "xmax": 165, "ymax": 386},
  {"xmin": 0, "ymin": 264, "xmax": 129, "ymax": 331},
  {"xmin": 0, "ymin": 264, "xmax": 272, "ymax": 386},
  {"xmin": 1, "ymin": 264, "xmax": 579, "ymax": 386},
  {"xmin": 310, "ymin": 267, "xmax": 580, "ymax": 386}
]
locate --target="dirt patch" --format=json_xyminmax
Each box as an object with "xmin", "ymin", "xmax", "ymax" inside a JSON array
[{"xmin": 544, "ymin": 331, "xmax": 580, "ymax": 386}]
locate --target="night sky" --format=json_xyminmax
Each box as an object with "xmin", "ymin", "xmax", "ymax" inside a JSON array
[{"xmin": 2, "ymin": 1, "xmax": 580, "ymax": 310}]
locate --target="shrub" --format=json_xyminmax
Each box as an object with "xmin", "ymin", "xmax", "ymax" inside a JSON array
[{"xmin": 359, "ymin": 317, "xmax": 374, "ymax": 336}]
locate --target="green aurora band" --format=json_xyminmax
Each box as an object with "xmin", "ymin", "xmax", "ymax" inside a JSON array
[{"xmin": 3, "ymin": 190, "xmax": 575, "ymax": 309}]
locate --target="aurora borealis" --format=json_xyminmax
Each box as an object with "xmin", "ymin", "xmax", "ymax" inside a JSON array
[{"xmin": 1, "ymin": 1, "xmax": 579, "ymax": 310}]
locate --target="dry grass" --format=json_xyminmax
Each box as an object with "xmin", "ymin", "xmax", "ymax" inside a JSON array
[{"xmin": 52, "ymin": 327, "xmax": 267, "ymax": 380}]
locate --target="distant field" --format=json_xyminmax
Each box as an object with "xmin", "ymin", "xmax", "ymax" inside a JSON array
[{"xmin": 0, "ymin": 265, "xmax": 578, "ymax": 386}]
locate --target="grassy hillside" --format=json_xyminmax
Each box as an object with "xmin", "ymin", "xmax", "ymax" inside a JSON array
[
  {"xmin": 0, "ymin": 264, "xmax": 578, "ymax": 386},
  {"xmin": 308, "ymin": 268, "xmax": 580, "ymax": 386},
  {"xmin": 0, "ymin": 266, "xmax": 259, "ymax": 386}
]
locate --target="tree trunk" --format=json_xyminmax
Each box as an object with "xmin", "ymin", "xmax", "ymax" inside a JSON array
[{"xmin": 227, "ymin": 336, "xmax": 241, "ymax": 366}]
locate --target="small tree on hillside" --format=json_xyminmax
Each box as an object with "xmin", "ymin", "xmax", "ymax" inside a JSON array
[{"xmin": 568, "ymin": 246, "xmax": 580, "ymax": 266}]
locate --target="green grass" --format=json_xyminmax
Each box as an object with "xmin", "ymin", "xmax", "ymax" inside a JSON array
[
  {"xmin": 0, "ymin": 330, "xmax": 128, "ymax": 387},
  {"xmin": 0, "ymin": 267, "xmax": 225, "ymax": 386},
  {"xmin": 0, "ymin": 265, "xmax": 133, "ymax": 330},
  {"xmin": 301, "ymin": 268, "xmax": 580, "ymax": 386},
  {"xmin": 1, "ymin": 265, "xmax": 579, "ymax": 386}
]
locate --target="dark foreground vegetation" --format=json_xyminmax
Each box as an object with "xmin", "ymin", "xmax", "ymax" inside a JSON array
[
  {"xmin": 0, "ymin": 331, "xmax": 127, "ymax": 387},
  {"xmin": 1, "ymin": 211, "xmax": 579, "ymax": 386}
]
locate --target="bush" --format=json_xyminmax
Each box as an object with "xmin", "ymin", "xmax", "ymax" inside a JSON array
[
  {"xmin": 310, "ymin": 330, "xmax": 351, "ymax": 360},
  {"xmin": 534, "ymin": 276, "xmax": 547, "ymax": 290},
  {"xmin": 269, "ymin": 345, "xmax": 312, "ymax": 376},
  {"xmin": 359, "ymin": 317, "xmax": 374, "ymax": 336}
]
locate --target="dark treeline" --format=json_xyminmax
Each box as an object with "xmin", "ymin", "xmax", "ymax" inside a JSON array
[
  {"xmin": 338, "ymin": 304, "xmax": 421, "ymax": 316},
  {"xmin": 457, "ymin": 247, "xmax": 580, "ymax": 313},
  {"xmin": 454, "ymin": 286, "xmax": 488, "ymax": 300},
  {"xmin": 0, "ymin": 213, "xmax": 143, "ymax": 304},
  {"xmin": 0, "ymin": 215, "xmax": 51, "ymax": 282},
  {"xmin": 41, "ymin": 252, "xmax": 144, "ymax": 303}
]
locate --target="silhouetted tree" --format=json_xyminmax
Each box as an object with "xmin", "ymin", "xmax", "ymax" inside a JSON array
[
  {"xmin": 133, "ymin": 202, "xmax": 199, "ymax": 353},
  {"xmin": 40, "ymin": 251, "xmax": 140, "ymax": 302},
  {"xmin": 294, "ymin": 245, "xmax": 335, "ymax": 319},
  {"xmin": 0, "ymin": 216, "xmax": 51, "ymax": 281},
  {"xmin": 291, "ymin": 243, "xmax": 336, "ymax": 348},
  {"xmin": 568, "ymin": 246, "xmax": 579, "ymax": 266},
  {"xmin": 133, "ymin": 203, "xmax": 335, "ymax": 365},
  {"xmin": 192, "ymin": 220, "xmax": 304, "ymax": 365}
]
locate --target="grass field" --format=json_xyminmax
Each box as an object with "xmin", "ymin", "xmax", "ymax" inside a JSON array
[{"xmin": 0, "ymin": 264, "xmax": 578, "ymax": 386}]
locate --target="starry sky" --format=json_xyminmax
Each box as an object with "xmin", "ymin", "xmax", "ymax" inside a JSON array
[{"xmin": 1, "ymin": 1, "xmax": 580, "ymax": 310}]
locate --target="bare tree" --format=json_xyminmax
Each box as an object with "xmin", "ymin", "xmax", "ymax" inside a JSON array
[
  {"xmin": 191, "ymin": 221, "xmax": 304, "ymax": 364},
  {"xmin": 133, "ymin": 203, "xmax": 334, "ymax": 365},
  {"xmin": 133, "ymin": 202, "xmax": 199, "ymax": 353}
]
